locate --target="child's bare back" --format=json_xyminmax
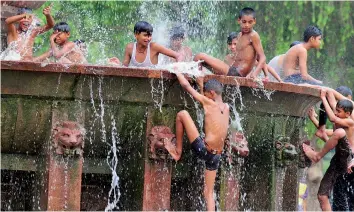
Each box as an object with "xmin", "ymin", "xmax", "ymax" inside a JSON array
[{"xmin": 282, "ymin": 44, "xmax": 304, "ymax": 77}]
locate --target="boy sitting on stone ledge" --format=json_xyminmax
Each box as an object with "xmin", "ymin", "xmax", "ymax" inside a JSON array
[
  {"xmin": 2, "ymin": 5, "xmax": 54, "ymax": 61},
  {"xmin": 122, "ymin": 21, "xmax": 183, "ymax": 67},
  {"xmin": 34, "ymin": 22, "xmax": 87, "ymax": 64}
]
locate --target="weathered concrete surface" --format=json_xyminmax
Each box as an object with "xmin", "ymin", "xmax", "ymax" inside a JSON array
[
  {"xmin": 1, "ymin": 60, "xmax": 321, "ymax": 210},
  {"xmin": 142, "ymin": 108, "xmax": 174, "ymax": 211}
]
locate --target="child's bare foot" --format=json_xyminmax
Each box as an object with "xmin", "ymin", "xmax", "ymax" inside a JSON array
[
  {"xmin": 302, "ymin": 143, "xmax": 319, "ymax": 163},
  {"xmin": 163, "ymin": 138, "xmax": 180, "ymax": 161}
]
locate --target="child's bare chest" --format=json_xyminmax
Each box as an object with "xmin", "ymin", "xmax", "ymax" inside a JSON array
[{"xmin": 236, "ymin": 36, "xmax": 253, "ymax": 51}]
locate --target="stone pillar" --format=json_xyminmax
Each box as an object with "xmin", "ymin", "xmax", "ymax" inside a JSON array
[
  {"xmin": 41, "ymin": 102, "xmax": 85, "ymax": 211},
  {"xmin": 46, "ymin": 154, "xmax": 83, "ymax": 210},
  {"xmin": 220, "ymin": 163, "xmax": 241, "ymax": 211},
  {"xmin": 219, "ymin": 132, "xmax": 249, "ymax": 211},
  {"xmin": 142, "ymin": 108, "xmax": 175, "ymax": 211}
]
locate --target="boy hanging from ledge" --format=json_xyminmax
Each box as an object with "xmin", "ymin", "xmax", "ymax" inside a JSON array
[{"xmin": 164, "ymin": 70, "xmax": 229, "ymax": 211}]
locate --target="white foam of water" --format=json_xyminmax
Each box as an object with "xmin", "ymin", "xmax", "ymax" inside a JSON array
[
  {"xmin": 252, "ymin": 78, "xmax": 275, "ymax": 100},
  {"xmin": 105, "ymin": 117, "xmax": 121, "ymax": 211},
  {"xmin": 225, "ymin": 85, "xmax": 244, "ymax": 132},
  {"xmin": 1, "ymin": 15, "xmax": 42, "ymax": 60},
  {"xmin": 157, "ymin": 61, "xmax": 212, "ymax": 77},
  {"xmin": 150, "ymin": 77, "xmax": 165, "ymax": 113}
]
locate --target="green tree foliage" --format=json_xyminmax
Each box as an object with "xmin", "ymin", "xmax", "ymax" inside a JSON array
[{"xmin": 33, "ymin": 1, "xmax": 353, "ymax": 89}]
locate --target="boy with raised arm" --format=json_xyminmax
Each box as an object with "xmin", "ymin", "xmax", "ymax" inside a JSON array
[
  {"xmin": 308, "ymin": 86, "xmax": 353, "ymax": 142},
  {"xmin": 303, "ymin": 89, "xmax": 354, "ymax": 211},
  {"xmin": 283, "ymin": 25, "xmax": 323, "ymax": 85},
  {"xmin": 34, "ymin": 22, "xmax": 87, "ymax": 64},
  {"xmin": 3, "ymin": 5, "xmax": 54, "ymax": 61},
  {"xmin": 193, "ymin": 7, "xmax": 266, "ymax": 78},
  {"xmin": 164, "ymin": 73, "xmax": 229, "ymax": 211},
  {"xmin": 122, "ymin": 21, "xmax": 183, "ymax": 67}
]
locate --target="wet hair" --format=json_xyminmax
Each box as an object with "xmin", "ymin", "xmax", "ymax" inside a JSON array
[
  {"xmin": 289, "ymin": 41, "xmax": 301, "ymax": 48},
  {"xmin": 134, "ymin": 21, "xmax": 153, "ymax": 35},
  {"xmin": 17, "ymin": 8, "xmax": 32, "ymax": 15},
  {"xmin": 238, "ymin": 7, "xmax": 256, "ymax": 19},
  {"xmin": 170, "ymin": 26, "xmax": 185, "ymax": 40},
  {"xmin": 53, "ymin": 22, "xmax": 70, "ymax": 33},
  {"xmin": 303, "ymin": 25, "xmax": 322, "ymax": 42},
  {"xmin": 204, "ymin": 79, "xmax": 223, "ymax": 95},
  {"xmin": 227, "ymin": 32, "xmax": 238, "ymax": 45},
  {"xmin": 336, "ymin": 99, "xmax": 353, "ymax": 114},
  {"xmin": 335, "ymin": 86, "xmax": 353, "ymax": 98}
]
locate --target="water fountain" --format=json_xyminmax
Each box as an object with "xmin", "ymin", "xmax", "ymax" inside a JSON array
[
  {"xmin": 0, "ymin": 1, "xmax": 327, "ymax": 210},
  {"xmin": 1, "ymin": 59, "xmax": 320, "ymax": 210}
]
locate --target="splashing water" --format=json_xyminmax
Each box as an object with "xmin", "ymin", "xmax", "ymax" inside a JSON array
[
  {"xmin": 1, "ymin": 15, "xmax": 43, "ymax": 60},
  {"xmin": 275, "ymin": 167, "xmax": 288, "ymax": 211},
  {"xmin": 150, "ymin": 77, "xmax": 165, "ymax": 113},
  {"xmin": 251, "ymin": 78, "xmax": 275, "ymax": 100},
  {"xmin": 225, "ymin": 85, "xmax": 244, "ymax": 132},
  {"xmin": 55, "ymin": 73, "xmax": 62, "ymax": 94},
  {"xmin": 158, "ymin": 61, "xmax": 212, "ymax": 77},
  {"xmin": 105, "ymin": 117, "xmax": 121, "ymax": 211},
  {"xmin": 63, "ymin": 157, "xmax": 70, "ymax": 210}
]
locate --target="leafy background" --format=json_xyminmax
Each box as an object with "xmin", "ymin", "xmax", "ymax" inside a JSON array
[{"xmin": 33, "ymin": 1, "xmax": 353, "ymax": 88}]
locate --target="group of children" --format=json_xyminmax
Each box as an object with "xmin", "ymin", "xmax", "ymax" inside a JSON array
[
  {"xmin": 1, "ymin": 6, "xmax": 323, "ymax": 86},
  {"xmin": 3, "ymin": 5, "xmax": 354, "ymax": 212},
  {"xmin": 304, "ymin": 87, "xmax": 354, "ymax": 211}
]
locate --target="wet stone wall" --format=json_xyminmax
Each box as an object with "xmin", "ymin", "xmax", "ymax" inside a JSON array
[{"xmin": 1, "ymin": 61, "xmax": 320, "ymax": 210}]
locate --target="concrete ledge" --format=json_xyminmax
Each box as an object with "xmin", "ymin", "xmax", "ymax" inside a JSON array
[
  {"xmin": 1, "ymin": 153, "xmax": 110, "ymax": 174},
  {"xmin": 1, "ymin": 60, "xmax": 320, "ymax": 97}
]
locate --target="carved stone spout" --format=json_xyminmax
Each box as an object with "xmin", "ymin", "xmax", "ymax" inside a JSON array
[
  {"xmin": 225, "ymin": 131, "xmax": 249, "ymax": 157},
  {"xmin": 52, "ymin": 121, "xmax": 85, "ymax": 156},
  {"xmin": 275, "ymin": 136, "xmax": 298, "ymax": 167},
  {"xmin": 147, "ymin": 126, "xmax": 176, "ymax": 160}
]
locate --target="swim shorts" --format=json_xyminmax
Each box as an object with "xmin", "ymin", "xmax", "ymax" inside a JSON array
[
  {"xmin": 227, "ymin": 66, "xmax": 242, "ymax": 77},
  {"xmin": 191, "ymin": 136, "xmax": 221, "ymax": 171},
  {"xmin": 318, "ymin": 135, "xmax": 352, "ymax": 196},
  {"xmin": 283, "ymin": 74, "xmax": 323, "ymax": 85}
]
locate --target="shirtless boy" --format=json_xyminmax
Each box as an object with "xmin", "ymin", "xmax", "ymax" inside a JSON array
[
  {"xmin": 303, "ymin": 89, "xmax": 354, "ymax": 211},
  {"xmin": 168, "ymin": 26, "xmax": 192, "ymax": 62},
  {"xmin": 224, "ymin": 32, "xmax": 238, "ymax": 66},
  {"xmin": 164, "ymin": 73, "xmax": 229, "ymax": 211},
  {"xmin": 123, "ymin": 21, "xmax": 183, "ymax": 67},
  {"xmin": 34, "ymin": 22, "xmax": 87, "ymax": 64},
  {"xmin": 4, "ymin": 5, "xmax": 54, "ymax": 60},
  {"xmin": 224, "ymin": 31, "xmax": 282, "ymax": 82},
  {"xmin": 283, "ymin": 26, "xmax": 323, "ymax": 85},
  {"xmin": 309, "ymin": 86, "xmax": 353, "ymax": 142},
  {"xmin": 268, "ymin": 41, "xmax": 301, "ymax": 78},
  {"xmin": 193, "ymin": 7, "xmax": 266, "ymax": 78}
]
